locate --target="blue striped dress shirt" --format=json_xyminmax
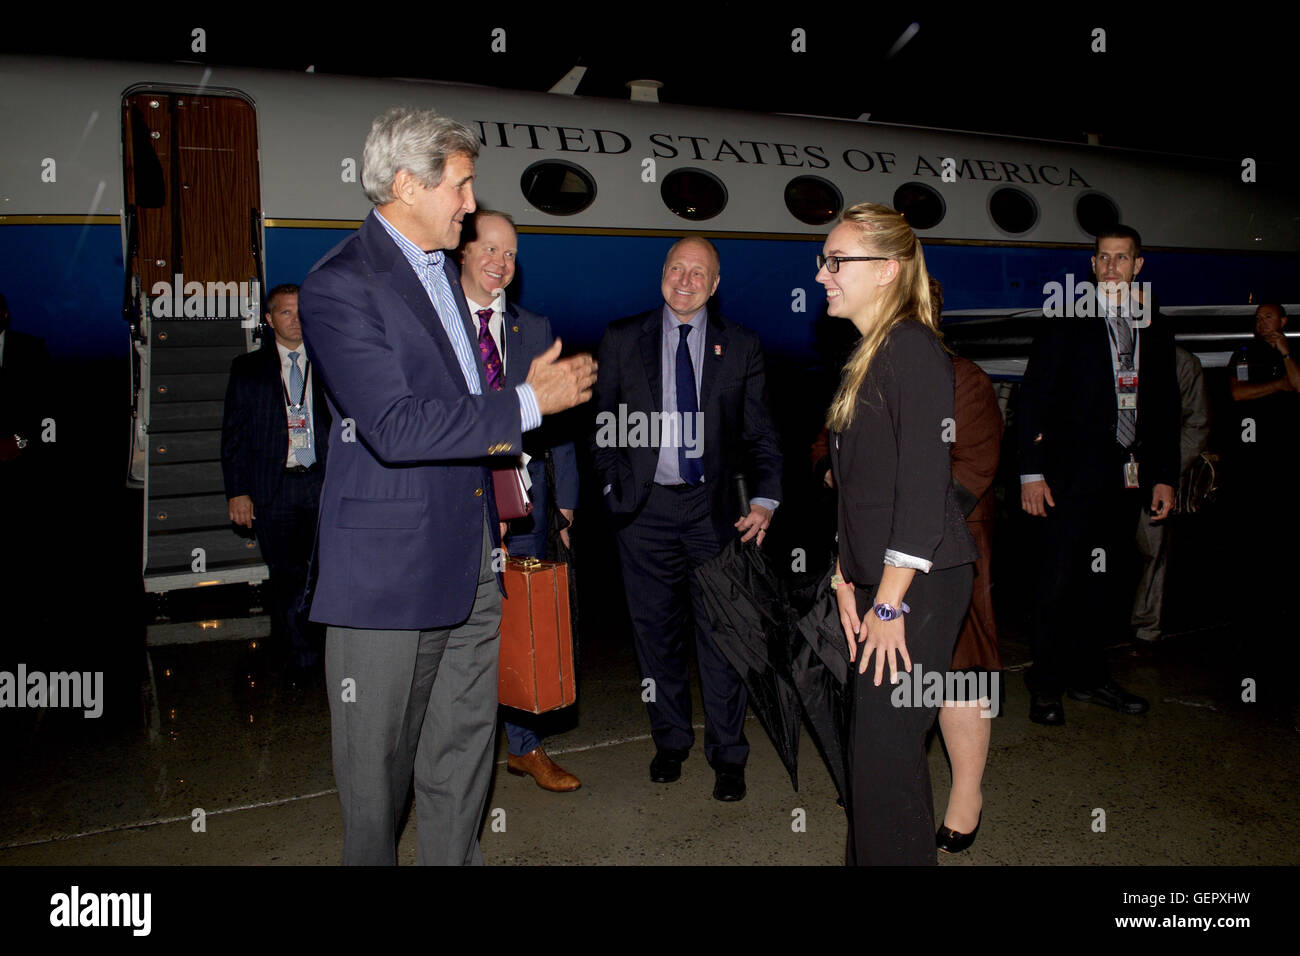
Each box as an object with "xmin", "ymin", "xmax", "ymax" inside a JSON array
[{"xmin": 373, "ymin": 209, "xmax": 540, "ymax": 431}]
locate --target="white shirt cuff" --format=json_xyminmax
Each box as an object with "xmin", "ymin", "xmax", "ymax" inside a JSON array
[
  {"xmin": 516, "ymin": 384, "xmax": 541, "ymax": 432},
  {"xmin": 750, "ymin": 497, "xmax": 779, "ymax": 513},
  {"xmin": 1020, "ymin": 474, "xmax": 1045, "ymax": 484},
  {"xmin": 884, "ymin": 549, "xmax": 933, "ymax": 573}
]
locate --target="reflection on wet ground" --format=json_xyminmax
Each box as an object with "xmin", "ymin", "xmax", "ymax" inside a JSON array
[{"xmin": 3, "ymin": 609, "xmax": 1298, "ymax": 865}]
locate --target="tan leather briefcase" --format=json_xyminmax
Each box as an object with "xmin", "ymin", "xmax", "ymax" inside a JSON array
[{"xmin": 498, "ymin": 557, "xmax": 576, "ymax": 713}]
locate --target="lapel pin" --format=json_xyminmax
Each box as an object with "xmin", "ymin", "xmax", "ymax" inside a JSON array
[
  {"xmin": 714, "ymin": 344, "xmax": 722, "ymax": 356},
  {"xmin": 512, "ymin": 325, "xmax": 519, "ymax": 333}
]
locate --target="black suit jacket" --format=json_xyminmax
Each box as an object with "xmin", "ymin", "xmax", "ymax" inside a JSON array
[
  {"xmin": 0, "ymin": 330, "xmax": 51, "ymax": 442},
  {"xmin": 829, "ymin": 320, "xmax": 978, "ymax": 587},
  {"xmin": 0, "ymin": 330, "xmax": 52, "ymax": 482},
  {"xmin": 220, "ymin": 341, "xmax": 331, "ymax": 513},
  {"xmin": 1017, "ymin": 301, "xmax": 1179, "ymax": 496},
  {"xmin": 593, "ymin": 307, "xmax": 782, "ymax": 544}
]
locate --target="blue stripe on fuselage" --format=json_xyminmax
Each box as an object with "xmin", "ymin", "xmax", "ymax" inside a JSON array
[{"xmin": 3, "ymin": 222, "xmax": 1295, "ymax": 361}]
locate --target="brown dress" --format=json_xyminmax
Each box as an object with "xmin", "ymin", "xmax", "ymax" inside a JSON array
[{"xmin": 950, "ymin": 356, "xmax": 1003, "ymax": 671}]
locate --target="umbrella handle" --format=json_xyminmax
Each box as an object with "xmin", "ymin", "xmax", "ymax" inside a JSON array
[{"xmin": 733, "ymin": 473, "xmax": 750, "ymax": 522}]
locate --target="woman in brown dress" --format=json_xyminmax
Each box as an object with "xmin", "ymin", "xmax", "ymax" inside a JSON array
[{"xmin": 935, "ymin": 306, "xmax": 1004, "ymax": 853}]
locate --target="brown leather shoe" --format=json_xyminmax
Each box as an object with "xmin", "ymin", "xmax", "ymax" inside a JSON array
[{"xmin": 507, "ymin": 747, "xmax": 581, "ymax": 792}]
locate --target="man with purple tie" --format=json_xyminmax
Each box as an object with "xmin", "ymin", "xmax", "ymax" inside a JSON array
[{"xmin": 458, "ymin": 209, "xmax": 582, "ymax": 793}]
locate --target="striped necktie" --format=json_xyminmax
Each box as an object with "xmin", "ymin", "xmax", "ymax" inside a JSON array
[
  {"xmin": 1109, "ymin": 309, "xmax": 1136, "ymax": 448},
  {"xmin": 288, "ymin": 351, "xmax": 314, "ymax": 468}
]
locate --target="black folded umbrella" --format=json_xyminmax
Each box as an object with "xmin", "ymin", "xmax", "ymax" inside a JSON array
[
  {"xmin": 790, "ymin": 564, "xmax": 853, "ymax": 806},
  {"xmin": 692, "ymin": 536, "xmax": 802, "ymax": 790}
]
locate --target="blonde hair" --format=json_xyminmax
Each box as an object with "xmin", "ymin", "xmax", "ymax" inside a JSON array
[{"xmin": 825, "ymin": 202, "xmax": 939, "ymax": 431}]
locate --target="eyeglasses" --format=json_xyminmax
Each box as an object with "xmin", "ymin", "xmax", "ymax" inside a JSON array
[{"xmin": 816, "ymin": 255, "xmax": 891, "ymax": 273}]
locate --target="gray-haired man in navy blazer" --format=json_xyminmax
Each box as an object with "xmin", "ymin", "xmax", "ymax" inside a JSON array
[{"xmin": 299, "ymin": 108, "xmax": 595, "ymax": 865}]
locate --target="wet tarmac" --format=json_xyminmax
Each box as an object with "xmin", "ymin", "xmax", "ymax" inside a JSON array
[
  {"xmin": 1, "ymin": 360, "xmax": 1296, "ymax": 867},
  {"xmin": 2, "ymin": 608, "xmax": 1297, "ymax": 866}
]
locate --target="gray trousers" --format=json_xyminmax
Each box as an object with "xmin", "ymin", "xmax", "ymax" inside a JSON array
[
  {"xmin": 1131, "ymin": 509, "xmax": 1169, "ymax": 642},
  {"xmin": 326, "ymin": 521, "xmax": 500, "ymax": 865}
]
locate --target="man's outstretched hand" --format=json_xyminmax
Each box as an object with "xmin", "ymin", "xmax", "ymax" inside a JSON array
[{"xmin": 526, "ymin": 339, "xmax": 597, "ymax": 415}]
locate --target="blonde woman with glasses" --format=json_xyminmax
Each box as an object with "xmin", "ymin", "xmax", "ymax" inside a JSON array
[{"xmin": 818, "ymin": 203, "xmax": 979, "ymax": 865}]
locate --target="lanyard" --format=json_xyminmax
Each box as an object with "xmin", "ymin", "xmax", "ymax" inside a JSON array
[
  {"xmin": 281, "ymin": 358, "xmax": 310, "ymax": 411},
  {"xmin": 1103, "ymin": 312, "xmax": 1141, "ymax": 376}
]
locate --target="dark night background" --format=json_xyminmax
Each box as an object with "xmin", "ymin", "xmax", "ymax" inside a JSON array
[
  {"xmin": 5, "ymin": 11, "xmax": 1296, "ymax": 164},
  {"xmin": 1, "ymin": 9, "xmax": 1298, "ymax": 890}
]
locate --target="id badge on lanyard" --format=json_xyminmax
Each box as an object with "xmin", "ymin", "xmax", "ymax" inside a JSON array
[
  {"xmin": 1117, "ymin": 369, "xmax": 1138, "ymax": 409},
  {"xmin": 1108, "ymin": 314, "xmax": 1141, "ymax": 411},
  {"xmin": 1123, "ymin": 453, "xmax": 1139, "ymax": 489},
  {"xmin": 283, "ymin": 360, "xmax": 311, "ymax": 451},
  {"xmin": 289, "ymin": 412, "xmax": 310, "ymax": 450}
]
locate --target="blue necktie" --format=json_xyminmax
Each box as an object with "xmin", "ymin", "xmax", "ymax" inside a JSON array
[
  {"xmin": 289, "ymin": 351, "xmax": 314, "ymax": 468},
  {"xmin": 676, "ymin": 325, "xmax": 702, "ymax": 485}
]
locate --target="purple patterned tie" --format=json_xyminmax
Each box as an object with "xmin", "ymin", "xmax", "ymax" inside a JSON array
[{"xmin": 476, "ymin": 308, "xmax": 504, "ymax": 392}]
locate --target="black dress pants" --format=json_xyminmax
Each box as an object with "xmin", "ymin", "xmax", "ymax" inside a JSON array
[
  {"xmin": 846, "ymin": 562, "xmax": 973, "ymax": 866},
  {"xmin": 1029, "ymin": 482, "xmax": 1142, "ymax": 696},
  {"xmin": 255, "ymin": 469, "xmax": 322, "ymax": 670},
  {"xmin": 616, "ymin": 483, "xmax": 749, "ymax": 768}
]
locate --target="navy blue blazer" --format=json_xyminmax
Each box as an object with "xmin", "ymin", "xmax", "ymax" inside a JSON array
[
  {"xmin": 496, "ymin": 299, "xmax": 579, "ymax": 512},
  {"xmin": 299, "ymin": 212, "xmax": 525, "ymax": 630},
  {"xmin": 220, "ymin": 341, "xmax": 331, "ymax": 512},
  {"xmin": 592, "ymin": 307, "xmax": 783, "ymax": 544}
]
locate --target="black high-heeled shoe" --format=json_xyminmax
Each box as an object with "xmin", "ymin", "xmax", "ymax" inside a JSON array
[{"xmin": 936, "ymin": 812, "xmax": 981, "ymax": 854}]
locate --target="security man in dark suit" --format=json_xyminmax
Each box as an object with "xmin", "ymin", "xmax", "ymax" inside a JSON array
[
  {"xmin": 1018, "ymin": 224, "xmax": 1179, "ymax": 726},
  {"xmin": 0, "ymin": 292, "xmax": 53, "ymax": 632},
  {"xmin": 0, "ymin": 292, "xmax": 50, "ymax": 471},
  {"xmin": 221, "ymin": 283, "xmax": 330, "ymax": 681},
  {"xmin": 593, "ymin": 237, "xmax": 783, "ymax": 801}
]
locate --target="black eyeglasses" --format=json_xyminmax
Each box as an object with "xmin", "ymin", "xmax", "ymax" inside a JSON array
[{"xmin": 816, "ymin": 255, "xmax": 891, "ymax": 273}]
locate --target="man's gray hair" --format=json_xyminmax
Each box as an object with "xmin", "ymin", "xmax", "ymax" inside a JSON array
[{"xmin": 361, "ymin": 106, "xmax": 481, "ymax": 205}]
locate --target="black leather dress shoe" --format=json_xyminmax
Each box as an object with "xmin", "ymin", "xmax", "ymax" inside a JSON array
[
  {"xmin": 1068, "ymin": 681, "xmax": 1149, "ymax": 715},
  {"xmin": 936, "ymin": 812, "xmax": 981, "ymax": 854},
  {"xmin": 1029, "ymin": 693, "xmax": 1065, "ymax": 726},
  {"xmin": 712, "ymin": 764, "xmax": 746, "ymax": 802},
  {"xmin": 649, "ymin": 748, "xmax": 689, "ymax": 783}
]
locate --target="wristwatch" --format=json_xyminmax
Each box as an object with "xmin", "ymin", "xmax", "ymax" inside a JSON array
[{"xmin": 871, "ymin": 601, "xmax": 910, "ymax": 621}]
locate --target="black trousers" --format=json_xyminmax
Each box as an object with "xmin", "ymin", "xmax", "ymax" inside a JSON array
[
  {"xmin": 255, "ymin": 469, "xmax": 322, "ymax": 670},
  {"xmin": 1029, "ymin": 480, "xmax": 1142, "ymax": 696},
  {"xmin": 616, "ymin": 483, "xmax": 749, "ymax": 768},
  {"xmin": 846, "ymin": 562, "xmax": 973, "ymax": 866}
]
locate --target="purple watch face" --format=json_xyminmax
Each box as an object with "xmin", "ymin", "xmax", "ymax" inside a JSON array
[{"xmin": 872, "ymin": 601, "xmax": 909, "ymax": 621}]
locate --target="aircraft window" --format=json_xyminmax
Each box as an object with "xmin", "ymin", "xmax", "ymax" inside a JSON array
[
  {"xmin": 892, "ymin": 182, "xmax": 945, "ymax": 230},
  {"xmin": 520, "ymin": 160, "xmax": 597, "ymax": 216},
  {"xmin": 1076, "ymin": 192, "xmax": 1120, "ymax": 237},
  {"xmin": 661, "ymin": 168, "xmax": 728, "ymax": 221},
  {"xmin": 988, "ymin": 186, "xmax": 1038, "ymax": 235},
  {"xmin": 784, "ymin": 175, "xmax": 843, "ymax": 226}
]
